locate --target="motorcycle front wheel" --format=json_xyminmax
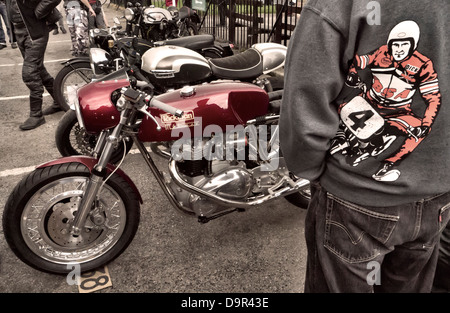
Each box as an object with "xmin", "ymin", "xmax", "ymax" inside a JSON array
[
  {"xmin": 2, "ymin": 162, "xmax": 140, "ymax": 274},
  {"xmin": 54, "ymin": 61, "xmax": 94, "ymax": 111},
  {"xmin": 55, "ymin": 110, "xmax": 134, "ymax": 164}
]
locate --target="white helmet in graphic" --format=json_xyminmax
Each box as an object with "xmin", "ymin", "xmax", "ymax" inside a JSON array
[{"xmin": 387, "ymin": 20, "xmax": 421, "ymax": 50}]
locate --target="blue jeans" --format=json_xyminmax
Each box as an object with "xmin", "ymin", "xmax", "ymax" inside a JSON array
[
  {"xmin": 433, "ymin": 220, "xmax": 450, "ymax": 292},
  {"xmin": 0, "ymin": 2, "xmax": 15, "ymax": 44},
  {"xmin": 304, "ymin": 182, "xmax": 450, "ymax": 293}
]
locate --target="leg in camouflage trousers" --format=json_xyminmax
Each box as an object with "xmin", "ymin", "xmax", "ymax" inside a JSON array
[
  {"xmin": 75, "ymin": 10, "xmax": 89, "ymax": 56},
  {"xmin": 66, "ymin": 6, "xmax": 88, "ymax": 56}
]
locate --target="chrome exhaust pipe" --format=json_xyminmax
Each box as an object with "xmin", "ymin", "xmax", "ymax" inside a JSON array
[{"xmin": 168, "ymin": 159, "xmax": 309, "ymax": 208}]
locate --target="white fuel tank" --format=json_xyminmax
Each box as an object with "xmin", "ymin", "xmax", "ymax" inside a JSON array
[
  {"xmin": 141, "ymin": 45, "xmax": 212, "ymax": 87},
  {"xmin": 251, "ymin": 43, "xmax": 287, "ymax": 74}
]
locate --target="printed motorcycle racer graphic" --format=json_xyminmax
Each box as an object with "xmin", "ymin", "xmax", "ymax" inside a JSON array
[{"xmin": 331, "ymin": 20, "xmax": 441, "ymax": 182}]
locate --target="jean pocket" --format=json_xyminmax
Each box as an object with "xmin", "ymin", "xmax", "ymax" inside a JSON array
[{"xmin": 324, "ymin": 194, "xmax": 399, "ymax": 263}]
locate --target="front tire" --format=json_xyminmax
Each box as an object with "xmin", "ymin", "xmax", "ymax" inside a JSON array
[
  {"xmin": 2, "ymin": 163, "xmax": 140, "ymax": 274},
  {"xmin": 54, "ymin": 62, "xmax": 94, "ymax": 111}
]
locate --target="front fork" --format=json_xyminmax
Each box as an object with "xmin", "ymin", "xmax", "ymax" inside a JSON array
[{"xmin": 70, "ymin": 107, "xmax": 131, "ymax": 236}]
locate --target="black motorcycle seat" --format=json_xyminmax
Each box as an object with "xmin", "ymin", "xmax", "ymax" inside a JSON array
[
  {"xmin": 208, "ymin": 48, "xmax": 263, "ymax": 80},
  {"xmin": 158, "ymin": 34, "xmax": 215, "ymax": 51}
]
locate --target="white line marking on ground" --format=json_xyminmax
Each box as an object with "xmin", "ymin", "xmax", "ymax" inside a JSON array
[
  {"xmin": 0, "ymin": 166, "xmax": 36, "ymax": 178},
  {"xmin": 0, "ymin": 58, "xmax": 69, "ymax": 67},
  {"xmin": 0, "ymin": 93, "xmax": 50, "ymax": 101},
  {"xmin": 0, "ymin": 149, "xmax": 143, "ymax": 177}
]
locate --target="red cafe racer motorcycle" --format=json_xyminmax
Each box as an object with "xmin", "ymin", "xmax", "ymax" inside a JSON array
[{"xmin": 2, "ymin": 68, "xmax": 310, "ymax": 274}]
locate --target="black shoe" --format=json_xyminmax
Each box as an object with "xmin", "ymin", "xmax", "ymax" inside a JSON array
[
  {"xmin": 43, "ymin": 105, "xmax": 62, "ymax": 115},
  {"xmin": 53, "ymin": 28, "xmax": 59, "ymax": 35},
  {"xmin": 0, "ymin": 43, "xmax": 6, "ymax": 50},
  {"xmin": 19, "ymin": 116, "xmax": 46, "ymax": 131},
  {"xmin": 61, "ymin": 27, "xmax": 67, "ymax": 34},
  {"xmin": 11, "ymin": 42, "xmax": 18, "ymax": 49},
  {"xmin": 48, "ymin": 23, "xmax": 58, "ymax": 33}
]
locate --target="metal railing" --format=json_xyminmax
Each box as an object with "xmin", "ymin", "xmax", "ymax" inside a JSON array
[{"xmin": 107, "ymin": 0, "xmax": 303, "ymax": 49}]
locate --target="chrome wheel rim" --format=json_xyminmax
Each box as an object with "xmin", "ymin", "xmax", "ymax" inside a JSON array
[
  {"xmin": 61, "ymin": 68, "xmax": 94, "ymax": 107},
  {"xmin": 21, "ymin": 176, "xmax": 126, "ymax": 265}
]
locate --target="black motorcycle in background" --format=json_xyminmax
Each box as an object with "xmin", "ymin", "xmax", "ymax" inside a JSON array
[{"xmin": 123, "ymin": 2, "xmax": 200, "ymax": 41}]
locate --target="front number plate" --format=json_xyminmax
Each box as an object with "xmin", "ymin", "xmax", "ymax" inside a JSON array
[{"xmin": 340, "ymin": 96, "xmax": 384, "ymax": 140}]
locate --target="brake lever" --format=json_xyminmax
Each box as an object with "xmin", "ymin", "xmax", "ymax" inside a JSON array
[{"xmin": 136, "ymin": 101, "xmax": 162, "ymax": 131}]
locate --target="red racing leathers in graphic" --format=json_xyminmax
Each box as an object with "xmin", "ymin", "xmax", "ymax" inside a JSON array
[{"xmin": 349, "ymin": 44, "xmax": 441, "ymax": 163}]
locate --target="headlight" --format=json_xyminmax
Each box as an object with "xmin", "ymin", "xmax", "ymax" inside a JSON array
[
  {"xmin": 89, "ymin": 28, "xmax": 102, "ymax": 47},
  {"xmin": 124, "ymin": 8, "xmax": 134, "ymax": 21}
]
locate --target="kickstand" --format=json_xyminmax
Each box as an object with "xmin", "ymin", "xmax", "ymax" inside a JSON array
[{"xmin": 197, "ymin": 208, "xmax": 246, "ymax": 223}]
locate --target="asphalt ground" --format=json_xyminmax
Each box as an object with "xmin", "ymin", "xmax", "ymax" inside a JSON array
[{"xmin": 0, "ymin": 4, "xmax": 308, "ymax": 296}]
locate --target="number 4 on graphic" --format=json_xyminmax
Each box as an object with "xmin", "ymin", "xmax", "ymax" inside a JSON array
[
  {"xmin": 348, "ymin": 110, "xmax": 374, "ymax": 131},
  {"xmin": 340, "ymin": 96, "xmax": 385, "ymax": 140}
]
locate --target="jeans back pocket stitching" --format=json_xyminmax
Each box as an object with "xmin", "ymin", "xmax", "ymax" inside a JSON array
[
  {"xmin": 324, "ymin": 194, "xmax": 399, "ymax": 262},
  {"xmin": 326, "ymin": 220, "xmax": 366, "ymax": 245},
  {"xmin": 328, "ymin": 193, "xmax": 400, "ymax": 222}
]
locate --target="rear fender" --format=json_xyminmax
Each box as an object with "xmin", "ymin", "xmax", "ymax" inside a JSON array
[
  {"xmin": 37, "ymin": 156, "xmax": 143, "ymax": 204},
  {"xmin": 61, "ymin": 56, "xmax": 91, "ymax": 66}
]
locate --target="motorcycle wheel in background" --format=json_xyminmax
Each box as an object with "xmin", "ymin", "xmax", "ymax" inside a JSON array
[
  {"xmin": 54, "ymin": 62, "xmax": 94, "ymax": 112},
  {"xmin": 55, "ymin": 110, "xmax": 134, "ymax": 164},
  {"xmin": 284, "ymin": 190, "xmax": 310, "ymax": 209},
  {"xmin": 178, "ymin": 20, "xmax": 199, "ymax": 37},
  {"xmin": 2, "ymin": 163, "xmax": 141, "ymax": 274}
]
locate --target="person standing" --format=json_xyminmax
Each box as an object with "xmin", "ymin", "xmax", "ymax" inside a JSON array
[
  {"xmin": 0, "ymin": 0, "xmax": 16, "ymax": 49},
  {"xmin": 87, "ymin": 0, "xmax": 107, "ymax": 29},
  {"xmin": 64, "ymin": 0, "xmax": 95, "ymax": 57},
  {"xmin": 6, "ymin": 0, "xmax": 63, "ymax": 130},
  {"xmin": 280, "ymin": 0, "xmax": 449, "ymax": 292},
  {"xmin": 214, "ymin": 0, "xmax": 227, "ymax": 26},
  {"xmin": 52, "ymin": 1, "xmax": 67, "ymax": 35}
]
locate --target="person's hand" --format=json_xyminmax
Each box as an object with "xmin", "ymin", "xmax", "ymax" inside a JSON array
[
  {"xmin": 411, "ymin": 125, "xmax": 430, "ymax": 139},
  {"xmin": 345, "ymin": 72, "xmax": 362, "ymax": 88},
  {"xmin": 89, "ymin": 8, "xmax": 96, "ymax": 17}
]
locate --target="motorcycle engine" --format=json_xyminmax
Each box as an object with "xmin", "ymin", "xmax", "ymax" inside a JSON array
[
  {"xmin": 165, "ymin": 128, "xmax": 288, "ymax": 219},
  {"xmin": 170, "ymin": 158, "xmax": 254, "ymax": 218}
]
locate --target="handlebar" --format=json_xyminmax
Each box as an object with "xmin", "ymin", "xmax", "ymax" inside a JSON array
[
  {"xmin": 121, "ymin": 86, "xmax": 184, "ymax": 118},
  {"xmin": 150, "ymin": 98, "xmax": 183, "ymax": 117}
]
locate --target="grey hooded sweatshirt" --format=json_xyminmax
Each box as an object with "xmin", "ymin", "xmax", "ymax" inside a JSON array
[{"xmin": 280, "ymin": 0, "xmax": 449, "ymax": 206}]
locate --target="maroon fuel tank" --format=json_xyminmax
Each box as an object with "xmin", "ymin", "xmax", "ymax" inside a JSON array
[
  {"xmin": 77, "ymin": 77, "xmax": 129, "ymax": 134},
  {"xmin": 138, "ymin": 82, "xmax": 269, "ymax": 142}
]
